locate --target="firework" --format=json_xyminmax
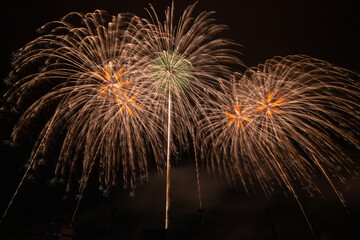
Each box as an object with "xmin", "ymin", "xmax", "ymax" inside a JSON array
[
  {"xmin": 1, "ymin": 10, "xmax": 166, "ymax": 223},
  {"xmin": 200, "ymin": 54, "xmax": 359, "ymax": 197},
  {"xmin": 126, "ymin": 2, "xmax": 240, "ymax": 229},
  {"xmin": 199, "ymin": 55, "xmax": 360, "ymax": 237}
]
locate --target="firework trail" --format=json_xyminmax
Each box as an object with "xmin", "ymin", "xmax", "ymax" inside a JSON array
[
  {"xmin": 1, "ymin": 10, "xmax": 166, "ymax": 224},
  {"xmin": 199, "ymin": 55, "xmax": 360, "ymax": 237},
  {"xmin": 126, "ymin": 2, "xmax": 240, "ymax": 229}
]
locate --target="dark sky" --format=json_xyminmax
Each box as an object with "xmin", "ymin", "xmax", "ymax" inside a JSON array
[
  {"xmin": 0, "ymin": 0, "xmax": 359, "ymax": 239},
  {"xmin": 1, "ymin": 0, "xmax": 360, "ymax": 74}
]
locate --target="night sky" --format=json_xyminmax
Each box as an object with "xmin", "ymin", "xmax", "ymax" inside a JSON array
[{"xmin": 0, "ymin": 0, "xmax": 359, "ymax": 239}]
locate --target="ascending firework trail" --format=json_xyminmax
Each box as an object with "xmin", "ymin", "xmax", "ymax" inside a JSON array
[{"xmin": 127, "ymin": 2, "xmax": 239, "ymax": 229}]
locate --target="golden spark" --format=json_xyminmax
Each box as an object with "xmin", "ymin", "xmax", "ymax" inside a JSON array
[
  {"xmin": 94, "ymin": 65, "xmax": 131, "ymax": 98},
  {"xmin": 115, "ymin": 93, "xmax": 144, "ymax": 116},
  {"xmin": 224, "ymin": 104, "xmax": 252, "ymax": 131},
  {"xmin": 255, "ymin": 92, "xmax": 286, "ymax": 117}
]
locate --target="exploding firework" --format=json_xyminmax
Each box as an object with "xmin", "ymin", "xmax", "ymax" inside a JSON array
[
  {"xmin": 1, "ymin": 10, "xmax": 166, "ymax": 223},
  {"xmin": 200, "ymin": 55, "xmax": 360, "ymax": 197},
  {"xmin": 126, "ymin": 2, "xmax": 240, "ymax": 229},
  {"xmin": 199, "ymin": 55, "xmax": 360, "ymax": 237},
  {"xmin": 128, "ymin": 2, "xmax": 239, "ymax": 147}
]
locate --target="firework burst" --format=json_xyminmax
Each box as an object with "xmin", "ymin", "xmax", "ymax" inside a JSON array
[
  {"xmin": 1, "ymin": 10, "xmax": 166, "ymax": 223},
  {"xmin": 199, "ymin": 55, "xmax": 360, "ymax": 237},
  {"xmin": 126, "ymin": 2, "xmax": 240, "ymax": 228},
  {"xmin": 200, "ymin": 55, "xmax": 360, "ymax": 197},
  {"xmin": 128, "ymin": 2, "xmax": 239, "ymax": 145}
]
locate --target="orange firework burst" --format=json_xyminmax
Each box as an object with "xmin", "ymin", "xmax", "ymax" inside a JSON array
[
  {"xmin": 200, "ymin": 55, "xmax": 360, "ymax": 237},
  {"xmin": 1, "ymin": 10, "xmax": 166, "ymax": 225},
  {"xmin": 200, "ymin": 55, "xmax": 360, "ymax": 197},
  {"xmin": 223, "ymin": 104, "xmax": 252, "ymax": 131},
  {"xmin": 254, "ymin": 92, "xmax": 286, "ymax": 117},
  {"xmin": 95, "ymin": 65, "xmax": 131, "ymax": 98}
]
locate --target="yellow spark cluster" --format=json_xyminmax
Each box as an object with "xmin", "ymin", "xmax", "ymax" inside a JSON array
[
  {"xmin": 224, "ymin": 92, "xmax": 286, "ymax": 131},
  {"xmin": 255, "ymin": 92, "xmax": 286, "ymax": 117},
  {"xmin": 93, "ymin": 65, "xmax": 143, "ymax": 116},
  {"xmin": 115, "ymin": 93, "xmax": 144, "ymax": 116},
  {"xmin": 223, "ymin": 104, "xmax": 252, "ymax": 131}
]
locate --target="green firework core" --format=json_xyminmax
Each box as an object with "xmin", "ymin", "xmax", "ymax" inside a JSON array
[{"xmin": 150, "ymin": 51, "xmax": 193, "ymax": 94}]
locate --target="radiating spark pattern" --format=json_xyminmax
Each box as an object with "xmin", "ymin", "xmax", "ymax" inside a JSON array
[
  {"xmin": 1, "ymin": 3, "xmax": 240, "ymax": 227},
  {"xmin": 115, "ymin": 93, "xmax": 144, "ymax": 116},
  {"xmin": 95, "ymin": 64, "xmax": 131, "ymax": 98},
  {"xmin": 200, "ymin": 55, "xmax": 360, "ymax": 196},
  {"xmin": 254, "ymin": 92, "xmax": 286, "ymax": 117},
  {"xmin": 150, "ymin": 51, "xmax": 192, "ymax": 94},
  {"xmin": 127, "ymin": 2, "xmax": 240, "ymax": 147},
  {"xmin": 126, "ymin": 2, "xmax": 240, "ymax": 229},
  {"xmin": 223, "ymin": 104, "xmax": 252, "ymax": 131},
  {"xmin": 2, "ymin": 10, "xmax": 166, "ymax": 196},
  {"xmin": 3, "ymin": 3, "xmax": 358, "ymax": 235}
]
